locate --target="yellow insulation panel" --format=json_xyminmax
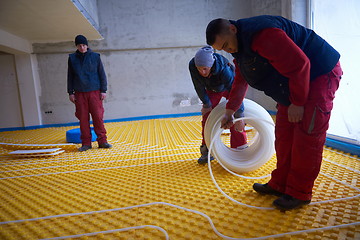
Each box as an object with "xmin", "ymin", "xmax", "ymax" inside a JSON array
[{"xmin": 0, "ymin": 116, "xmax": 359, "ymax": 239}]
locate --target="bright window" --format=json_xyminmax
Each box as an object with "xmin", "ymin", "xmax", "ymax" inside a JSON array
[{"xmin": 311, "ymin": 0, "xmax": 360, "ymax": 145}]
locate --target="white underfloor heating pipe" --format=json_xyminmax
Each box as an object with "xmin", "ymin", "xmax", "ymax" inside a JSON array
[
  {"xmin": 204, "ymin": 98, "xmax": 360, "ymax": 238},
  {"xmin": 204, "ymin": 98, "xmax": 275, "ymax": 173}
]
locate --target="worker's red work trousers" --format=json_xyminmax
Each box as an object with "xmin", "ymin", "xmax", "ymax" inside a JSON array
[
  {"xmin": 268, "ymin": 62, "xmax": 342, "ymax": 201},
  {"xmin": 75, "ymin": 90, "xmax": 107, "ymax": 146},
  {"xmin": 202, "ymin": 90, "xmax": 247, "ymax": 148}
]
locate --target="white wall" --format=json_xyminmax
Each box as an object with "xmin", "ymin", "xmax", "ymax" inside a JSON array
[
  {"xmin": 0, "ymin": 29, "xmax": 32, "ymax": 54},
  {"xmin": 0, "ymin": 54, "xmax": 23, "ymax": 128},
  {"xmin": 0, "ymin": 37, "xmax": 42, "ymax": 128},
  {"xmin": 15, "ymin": 54, "xmax": 43, "ymax": 126}
]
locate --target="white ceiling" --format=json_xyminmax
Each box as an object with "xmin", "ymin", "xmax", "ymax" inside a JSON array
[{"xmin": 0, "ymin": 0, "xmax": 102, "ymax": 43}]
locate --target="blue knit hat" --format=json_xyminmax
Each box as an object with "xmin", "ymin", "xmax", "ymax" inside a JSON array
[
  {"xmin": 75, "ymin": 35, "xmax": 88, "ymax": 46},
  {"xmin": 194, "ymin": 46, "xmax": 215, "ymax": 67}
]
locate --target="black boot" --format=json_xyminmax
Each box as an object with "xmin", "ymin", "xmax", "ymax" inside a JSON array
[
  {"xmin": 99, "ymin": 142, "xmax": 112, "ymax": 149},
  {"xmin": 198, "ymin": 145, "xmax": 214, "ymax": 164},
  {"xmin": 79, "ymin": 145, "xmax": 92, "ymax": 152},
  {"xmin": 273, "ymin": 194, "xmax": 311, "ymax": 211},
  {"xmin": 253, "ymin": 183, "xmax": 283, "ymax": 197}
]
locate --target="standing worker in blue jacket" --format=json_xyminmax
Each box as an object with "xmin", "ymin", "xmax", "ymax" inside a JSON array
[
  {"xmin": 67, "ymin": 35, "xmax": 112, "ymax": 152},
  {"xmin": 189, "ymin": 46, "xmax": 247, "ymax": 164}
]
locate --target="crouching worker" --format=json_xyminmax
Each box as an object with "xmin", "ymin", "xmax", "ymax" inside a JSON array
[
  {"xmin": 189, "ymin": 46, "xmax": 247, "ymax": 164},
  {"xmin": 67, "ymin": 35, "xmax": 112, "ymax": 152}
]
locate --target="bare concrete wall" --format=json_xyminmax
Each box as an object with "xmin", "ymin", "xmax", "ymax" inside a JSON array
[
  {"xmin": 78, "ymin": 0, "xmax": 99, "ymax": 28},
  {"xmin": 0, "ymin": 54, "xmax": 23, "ymax": 128},
  {"xmin": 32, "ymin": 0, "xmax": 302, "ymax": 125},
  {"xmin": 34, "ymin": 0, "xmax": 252, "ymax": 124},
  {"xmin": 291, "ymin": 0, "xmax": 308, "ymax": 26}
]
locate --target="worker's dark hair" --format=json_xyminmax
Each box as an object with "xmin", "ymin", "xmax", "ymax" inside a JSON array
[{"xmin": 206, "ymin": 18, "xmax": 231, "ymax": 45}]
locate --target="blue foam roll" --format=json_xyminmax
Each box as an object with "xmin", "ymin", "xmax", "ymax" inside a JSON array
[{"xmin": 66, "ymin": 128, "xmax": 97, "ymax": 143}]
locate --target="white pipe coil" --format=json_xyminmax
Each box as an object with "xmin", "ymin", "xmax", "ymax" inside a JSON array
[{"xmin": 204, "ymin": 98, "xmax": 275, "ymax": 173}]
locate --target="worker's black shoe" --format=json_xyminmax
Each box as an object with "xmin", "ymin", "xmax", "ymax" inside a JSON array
[
  {"xmin": 273, "ymin": 194, "xmax": 311, "ymax": 211},
  {"xmin": 253, "ymin": 183, "xmax": 283, "ymax": 197},
  {"xmin": 197, "ymin": 145, "xmax": 214, "ymax": 164},
  {"xmin": 198, "ymin": 154, "xmax": 214, "ymax": 164},
  {"xmin": 99, "ymin": 143, "xmax": 112, "ymax": 149},
  {"xmin": 79, "ymin": 145, "xmax": 92, "ymax": 152}
]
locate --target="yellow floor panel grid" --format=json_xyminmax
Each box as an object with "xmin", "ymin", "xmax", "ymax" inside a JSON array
[{"xmin": 0, "ymin": 116, "xmax": 359, "ymax": 240}]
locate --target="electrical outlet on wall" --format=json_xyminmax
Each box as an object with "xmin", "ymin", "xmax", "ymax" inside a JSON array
[{"xmin": 180, "ymin": 99, "xmax": 191, "ymax": 107}]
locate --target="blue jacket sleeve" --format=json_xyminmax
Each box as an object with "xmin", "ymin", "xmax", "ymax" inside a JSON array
[
  {"xmin": 67, "ymin": 56, "xmax": 75, "ymax": 95},
  {"xmin": 234, "ymin": 102, "xmax": 245, "ymax": 118},
  {"xmin": 98, "ymin": 55, "xmax": 107, "ymax": 93},
  {"xmin": 220, "ymin": 63, "xmax": 235, "ymax": 92},
  {"xmin": 219, "ymin": 62, "xmax": 245, "ymax": 117},
  {"xmin": 189, "ymin": 60, "xmax": 211, "ymax": 108}
]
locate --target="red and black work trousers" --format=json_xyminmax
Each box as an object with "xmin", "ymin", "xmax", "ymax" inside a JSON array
[
  {"xmin": 268, "ymin": 62, "xmax": 342, "ymax": 201},
  {"xmin": 202, "ymin": 90, "xmax": 247, "ymax": 148},
  {"xmin": 75, "ymin": 90, "xmax": 107, "ymax": 146}
]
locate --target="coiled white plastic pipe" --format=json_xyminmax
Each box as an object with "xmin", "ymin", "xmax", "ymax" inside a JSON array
[{"xmin": 204, "ymin": 98, "xmax": 275, "ymax": 173}]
